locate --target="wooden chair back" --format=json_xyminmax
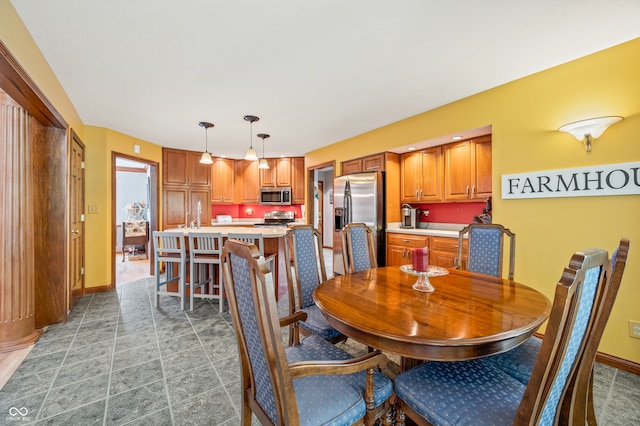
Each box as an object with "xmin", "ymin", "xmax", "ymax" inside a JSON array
[
  {"xmin": 562, "ymin": 238, "xmax": 630, "ymax": 425},
  {"xmin": 222, "ymin": 239, "xmax": 297, "ymax": 424},
  {"xmin": 341, "ymin": 223, "xmax": 377, "ymax": 273},
  {"xmin": 514, "ymin": 247, "xmax": 608, "ymax": 424},
  {"xmin": 457, "ymin": 223, "xmax": 516, "ymax": 280},
  {"xmin": 222, "ymin": 239, "xmax": 391, "ymax": 425},
  {"xmin": 283, "ymin": 225, "xmax": 327, "ymax": 312}
]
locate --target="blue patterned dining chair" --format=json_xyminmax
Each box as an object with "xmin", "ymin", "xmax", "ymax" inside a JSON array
[
  {"xmin": 283, "ymin": 225, "xmax": 345, "ymax": 344},
  {"xmin": 221, "ymin": 239, "xmax": 394, "ymax": 426},
  {"xmin": 153, "ymin": 231, "xmax": 188, "ymax": 310},
  {"xmin": 394, "ymin": 245, "xmax": 611, "ymax": 425},
  {"xmin": 457, "ymin": 223, "xmax": 516, "ymax": 280},
  {"xmin": 341, "ymin": 223, "xmax": 377, "ymax": 274},
  {"xmin": 481, "ymin": 238, "xmax": 630, "ymax": 425}
]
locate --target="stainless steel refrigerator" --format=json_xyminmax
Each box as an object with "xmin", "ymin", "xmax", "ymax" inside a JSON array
[{"xmin": 333, "ymin": 171, "xmax": 385, "ymax": 275}]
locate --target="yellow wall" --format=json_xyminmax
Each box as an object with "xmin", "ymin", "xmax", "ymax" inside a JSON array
[
  {"xmin": 308, "ymin": 38, "xmax": 640, "ymax": 363},
  {"xmin": 1, "ymin": 1, "xmax": 164, "ymax": 289},
  {"xmin": 83, "ymin": 127, "xmax": 162, "ymax": 289}
]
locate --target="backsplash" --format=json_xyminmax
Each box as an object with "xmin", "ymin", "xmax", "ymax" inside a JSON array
[
  {"xmin": 412, "ymin": 202, "xmax": 485, "ymax": 224},
  {"xmin": 211, "ymin": 204, "xmax": 303, "ymax": 219}
]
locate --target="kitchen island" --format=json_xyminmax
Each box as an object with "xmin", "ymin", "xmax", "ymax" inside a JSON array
[{"xmin": 165, "ymin": 226, "xmax": 290, "ymax": 300}]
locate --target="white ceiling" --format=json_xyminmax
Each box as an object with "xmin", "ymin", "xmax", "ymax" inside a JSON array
[{"xmin": 11, "ymin": 0, "xmax": 640, "ymax": 159}]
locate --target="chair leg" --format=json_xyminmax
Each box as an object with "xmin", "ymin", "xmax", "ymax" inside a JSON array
[
  {"xmin": 218, "ymin": 264, "xmax": 225, "ymax": 313},
  {"xmin": 189, "ymin": 260, "xmax": 195, "ymax": 311}
]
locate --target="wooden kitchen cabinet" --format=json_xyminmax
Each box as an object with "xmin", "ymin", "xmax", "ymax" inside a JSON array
[
  {"xmin": 291, "ymin": 157, "xmax": 305, "ymax": 204},
  {"xmin": 444, "ymin": 135, "xmax": 492, "ymax": 201},
  {"xmin": 400, "ymin": 147, "xmax": 443, "ymax": 203},
  {"xmin": 163, "ymin": 148, "xmax": 211, "ymax": 187},
  {"xmin": 386, "ymin": 233, "xmax": 430, "ymax": 267},
  {"xmin": 260, "ymin": 158, "xmax": 291, "ymax": 187},
  {"xmin": 211, "ymin": 157, "xmax": 235, "ymax": 203},
  {"xmin": 430, "ymin": 236, "xmax": 467, "ymax": 269},
  {"xmin": 162, "ymin": 148, "xmax": 212, "ymax": 229},
  {"xmin": 341, "ymin": 152, "xmax": 386, "ymax": 174},
  {"xmin": 236, "ymin": 160, "xmax": 260, "ymax": 204}
]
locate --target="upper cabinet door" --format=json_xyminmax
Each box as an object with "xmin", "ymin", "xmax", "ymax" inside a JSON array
[
  {"xmin": 163, "ymin": 148, "xmax": 211, "ymax": 187},
  {"xmin": 444, "ymin": 141, "xmax": 472, "ymax": 201}
]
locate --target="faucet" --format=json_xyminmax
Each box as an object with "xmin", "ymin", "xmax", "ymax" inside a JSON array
[{"xmin": 196, "ymin": 201, "xmax": 202, "ymax": 229}]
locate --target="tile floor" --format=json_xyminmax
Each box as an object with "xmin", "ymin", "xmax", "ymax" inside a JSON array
[{"xmin": 0, "ymin": 253, "xmax": 638, "ymax": 425}]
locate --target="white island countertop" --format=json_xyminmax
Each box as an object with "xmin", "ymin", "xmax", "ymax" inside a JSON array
[{"xmin": 165, "ymin": 226, "xmax": 289, "ymax": 238}]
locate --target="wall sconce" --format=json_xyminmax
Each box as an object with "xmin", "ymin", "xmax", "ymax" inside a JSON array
[
  {"xmin": 558, "ymin": 116, "xmax": 622, "ymax": 152},
  {"xmin": 243, "ymin": 115, "xmax": 259, "ymax": 160},
  {"xmin": 198, "ymin": 121, "xmax": 214, "ymax": 164}
]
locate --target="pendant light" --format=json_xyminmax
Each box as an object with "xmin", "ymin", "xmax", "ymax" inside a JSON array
[
  {"xmin": 243, "ymin": 115, "xmax": 259, "ymax": 160},
  {"xmin": 198, "ymin": 121, "xmax": 214, "ymax": 164},
  {"xmin": 257, "ymin": 133, "xmax": 270, "ymax": 169}
]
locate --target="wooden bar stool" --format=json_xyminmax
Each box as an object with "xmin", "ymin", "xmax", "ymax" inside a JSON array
[
  {"xmin": 153, "ymin": 231, "xmax": 188, "ymax": 310},
  {"xmin": 188, "ymin": 232, "xmax": 225, "ymax": 312}
]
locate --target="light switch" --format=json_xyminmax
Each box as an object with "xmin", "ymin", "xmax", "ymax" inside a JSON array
[{"xmin": 88, "ymin": 204, "xmax": 100, "ymax": 214}]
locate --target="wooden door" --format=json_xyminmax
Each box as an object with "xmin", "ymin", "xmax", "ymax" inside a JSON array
[
  {"xmin": 317, "ymin": 181, "xmax": 324, "ymax": 237},
  {"xmin": 418, "ymin": 147, "xmax": 443, "ymax": 202},
  {"xmin": 444, "ymin": 141, "xmax": 472, "ymax": 201},
  {"xmin": 70, "ymin": 131, "xmax": 85, "ymax": 308},
  {"xmin": 472, "ymin": 136, "xmax": 492, "ymax": 199},
  {"xmin": 291, "ymin": 157, "xmax": 305, "ymax": 204},
  {"xmin": 212, "ymin": 157, "xmax": 235, "ymax": 203},
  {"xmin": 400, "ymin": 152, "xmax": 421, "ymax": 202},
  {"xmin": 188, "ymin": 151, "xmax": 212, "ymax": 187},
  {"xmin": 276, "ymin": 158, "xmax": 292, "ymax": 187},
  {"xmin": 237, "ymin": 160, "xmax": 260, "ymax": 203}
]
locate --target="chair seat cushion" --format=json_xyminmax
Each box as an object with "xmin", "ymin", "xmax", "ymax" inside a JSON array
[
  {"xmin": 287, "ymin": 334, "xmax": 393, "ymax": 408},
  {"xmin": 300, "ymin": 305, "xmax": 343, "ymax": 340},
  {"xmin": 292, "ymin": 375, "xmax": 366, "ymax": 426},
  {"xmin": 394, "ymin": 359, "xmax": 526, "ymax": 426},
  {"xmin": 482, "ymin": 336, "xmax": 541, "ymax": 385}
]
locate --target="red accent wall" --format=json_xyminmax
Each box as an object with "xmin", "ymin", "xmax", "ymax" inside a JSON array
[
  {"xmin": 413, "ymin": 202, "xmax": 485, "ymax": 224},
  {"xmin": 211, "ymin": 204, "xmax": 303, "ymax": 219}
]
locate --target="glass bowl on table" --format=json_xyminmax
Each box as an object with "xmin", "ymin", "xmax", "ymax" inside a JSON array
[{"xmin": 399, "ymin": 263, "xmax": 449, "ymax": 293}]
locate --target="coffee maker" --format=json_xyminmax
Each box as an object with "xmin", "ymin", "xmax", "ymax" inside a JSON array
[{"xmin": 400, "ymin": 204, "xmax": 418, "ymax": 229}]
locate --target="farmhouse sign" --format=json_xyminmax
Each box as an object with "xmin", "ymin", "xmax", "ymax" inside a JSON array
[{"xmin": 502, "ymin": 161, "xmax": 640, "ymax": 199}]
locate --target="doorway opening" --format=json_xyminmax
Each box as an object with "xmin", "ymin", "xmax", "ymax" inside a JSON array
[
  {"xmin": 307, "ymin": 161, "xmax": 335, "ymax": 249},
  {"xmin": 112, "ymin": 153, "xmax": 159, "ymax": 286}
]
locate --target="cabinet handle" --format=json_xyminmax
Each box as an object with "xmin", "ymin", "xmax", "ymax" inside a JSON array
[
  {"xmin": 471, "ymin": 185, "xmax": 475, "ymax": 197},
  {"xmin": 367, "ymin": 165, "xmax": 380, "ymax": 169},
  {"xmin": 419, "ymin": 189, "xmax": 423, "ymax": 198},
  {"xmin": 415, "ymin": 189, "xmax": 419, "ymax": 198},
  {"xmin": 402, "ymin": 239, "xmax": 411, "ymax": 243}
]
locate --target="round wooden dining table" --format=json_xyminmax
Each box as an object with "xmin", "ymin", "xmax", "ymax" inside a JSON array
[{"xmin": 313, "ymin": 266, "xmax": 551, "ymax": 362}]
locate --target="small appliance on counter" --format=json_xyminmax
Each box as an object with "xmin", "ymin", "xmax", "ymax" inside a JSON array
[
  {"xmin": 401, "ymin": 204, "xmax": 418, "ymax": 229},
  {"xmin": 254, "ymin": 211, "xmax": 295, "ymax": 227},
  {"xmin": 216, "ymin": 215, "xmax": 232, "ymax": 224}
]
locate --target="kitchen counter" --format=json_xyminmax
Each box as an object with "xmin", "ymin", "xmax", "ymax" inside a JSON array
[
  {"xmin": 209, "ymin": 219, "xmax": 305, "ymax": 227},
  {"xmin": 386, "ymin": 222, "xmax": 465, "ymax": 238},
  {"xmin": 166, "ymin": 226, "xmax": 289, "ymax": 237}
]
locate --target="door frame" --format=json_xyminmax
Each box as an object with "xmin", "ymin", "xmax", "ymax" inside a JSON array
[
  {"xmin": 111, "ymin": 152, "xmax": 160, "ymax": 285},
  {"xmin": 306, "ymin": 160, "xmax": 335, "ymax": 239},
  {"xmin": 70, "ymin": 129, "xmax": 85, "ymax": 309}
]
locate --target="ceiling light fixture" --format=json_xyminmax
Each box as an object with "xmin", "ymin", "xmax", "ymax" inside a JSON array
[
  {"xmin": 243, "ymin": 115, "xmax": 259, "ymax": 160},
  {"xmin": 198, "ymin": 121, "xmax": 214, "ymax": 164},
  {"xmin": 257, "ymin": 133, "xmax": 270, "ymax": 169},
  {"xmin": 558, "ymin": 116, "xmax": 622, "ymax": 152}
]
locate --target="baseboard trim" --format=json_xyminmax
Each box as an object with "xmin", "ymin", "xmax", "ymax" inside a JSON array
[
  {"xmin": 596, "ymin": 352, "xmax": 640, "ymax": 375},
  {"xmin": 83, "ymin": 284, "xmax": 115, "ymax": 294},
  {"xmin": 533, "ymin": 332, "xmax": 639, "ymax": 375}
]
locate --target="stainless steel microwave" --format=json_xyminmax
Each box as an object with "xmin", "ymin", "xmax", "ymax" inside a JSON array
[{"xmin": 259, "ymin": 187, "xmax": 292, "ymax": 205}]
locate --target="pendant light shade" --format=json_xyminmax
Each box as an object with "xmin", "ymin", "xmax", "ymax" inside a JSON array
[
  {"xmin": 198, "ymin": 121, "xmax": 214, "ymax": 164},
  {"xmin": 243, "ymin": 115, "xmax": 259, "ymax": 160},
  {"xmin": 257, "ymin": 133, "xmax": 270, "ymax": 169}
]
